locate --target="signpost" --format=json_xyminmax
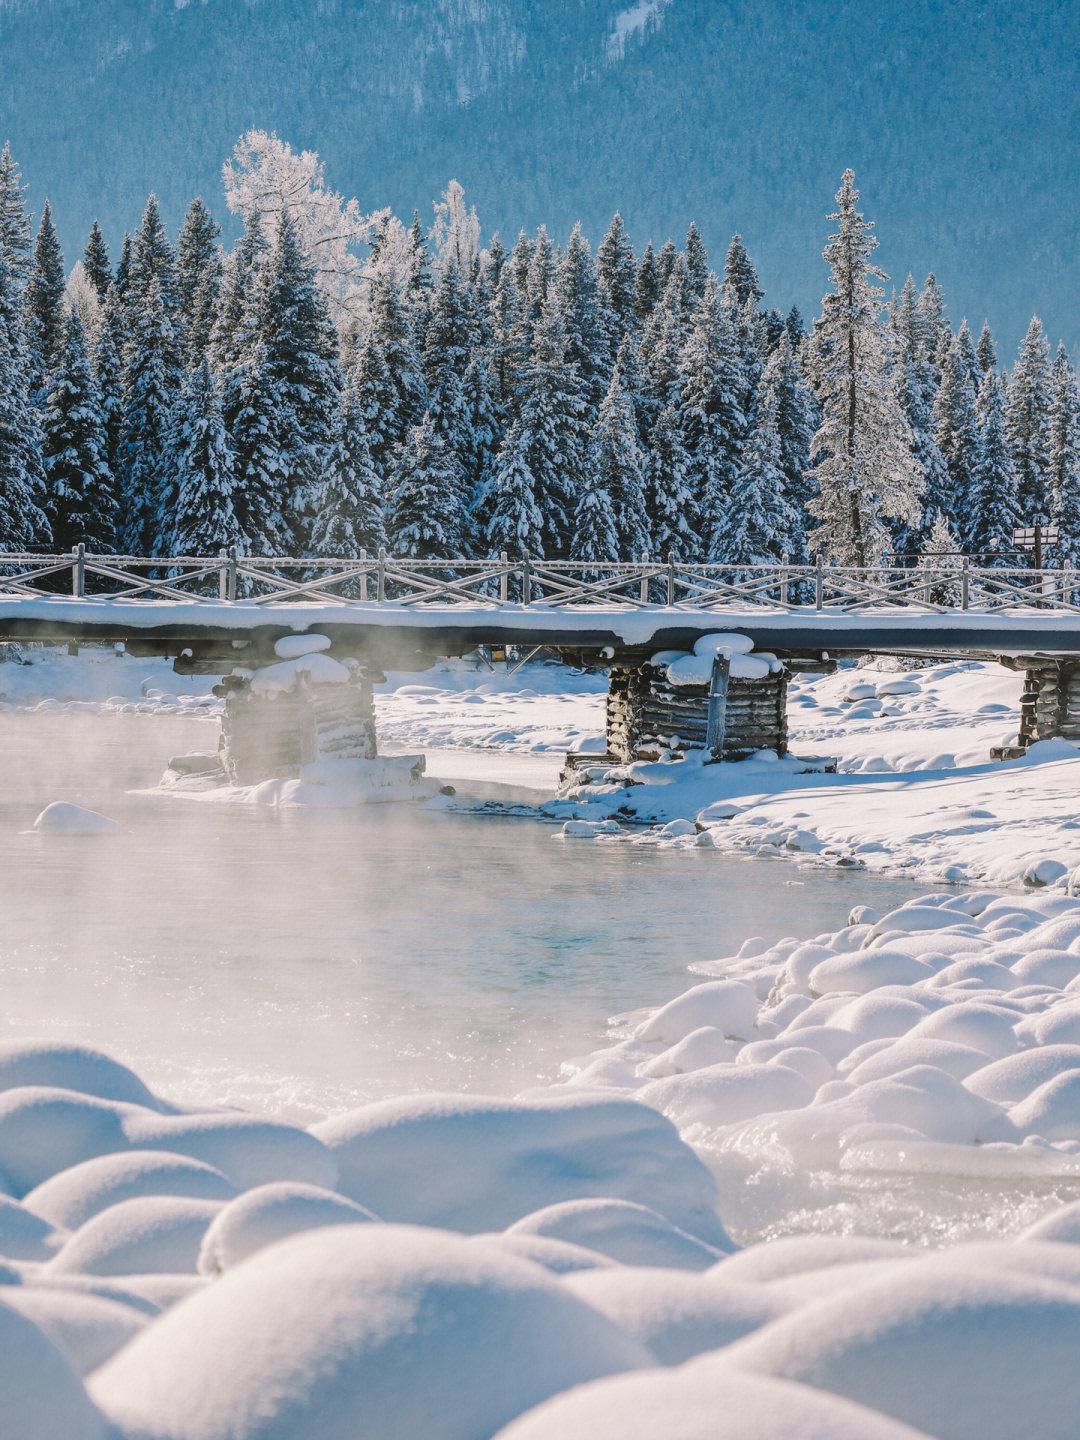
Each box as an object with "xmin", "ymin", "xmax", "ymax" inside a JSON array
[{"xmin": 1012, "ymin": 522, "xmax": 1059, "ymax": 572}]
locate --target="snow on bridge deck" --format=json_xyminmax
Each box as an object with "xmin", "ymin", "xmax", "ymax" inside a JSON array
[{"xmin": 4, "ymin": 595, "xmax": 1080, "ymax": 661}]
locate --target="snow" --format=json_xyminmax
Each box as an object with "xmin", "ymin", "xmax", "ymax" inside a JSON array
[
  {"xmin": 248, "ymin": 650, "xmax": 352, "ymax": 696},
  {"xmin": 46, "ymin": 1195, "xmax": 223, "ymax": 1276},
  {"xmin": 23, "ymin": 1151, "xmax": 238, "ymax": 1230},
  {"xmin": 504, "ymin": 1199, "xmax": 726, "ymax": 1270},
  {"xmin": 197, "ymin": 1182, "xmax": 376, "ymax": 1274},
  {"xmin": 33, "ymin": 801, "xmax": 119, "ymax": 836},
  {"xmin": 272, "ymin": 632, "xmax": 332, "ymax": 659},
  {"xmin": 0, "ymin": 1299, "xmax": 111, "ymax": 1440}
]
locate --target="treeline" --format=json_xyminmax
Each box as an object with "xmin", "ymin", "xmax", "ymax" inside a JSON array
[{"xmin": 1, "ymin": 140, "xmax": 1078, "ymax": 571}]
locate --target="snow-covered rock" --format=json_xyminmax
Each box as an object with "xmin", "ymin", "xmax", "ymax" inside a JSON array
[{"xmin": 33, "ymin": 801, "xmax": 119, "ymax": 836}]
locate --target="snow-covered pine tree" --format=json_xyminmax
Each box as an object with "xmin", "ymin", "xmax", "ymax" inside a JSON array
[
  {"xmin": 590, "ymin": 368, "xmax": 649, "ymax": 559},
  {"xmin": 597, "ymin": 213, "xmax": 637, "ymax": 337},
  {"xmin": 0, "ymin": 248, "xmax": 48, "ymax": 549},
  {"xmin": 228, "ymin": 338, "xmax": 291, "ymax": 555},
  {"xmin": 932, "ymin": 329, "xmax": 981, "ymax": 524},
  {"xmin": 91, "ymin": 284, "xmax": 127, "ymax": 487},
  {"xmin": 656, "ymin": 240, "xmax": 678, "ymax": 292},
  {"xmin": 634, "ymin": 241, "xmax": 661, "ymax": 323},
  {"xmin": 785, "ymin": 306, "xmax": 805, "ymax": 347},
  {"xmin": 726, "ymin": 373, "xmax": 794, "ymax": 564},
  {"xmin": 521, "ymin": 225, "xmax": 555, "ymax": 349},
  {"xmin": 120, "ymin": 276, "xmax": 183, "ymax": 553},
  {"xmin": 684, "ymin": 223, "xmax": 710, "ymax": 303},
  {"xmin": 25, "ymin": 201, "xmax": 66, "ymax": 383},
  {"xmin": 82, "ymin": 221, "xmax": 111, "ymax": 303},
  {"xmin": 0, "ymin": 143, "xmax": 31, "ymax": 284},
  {"xmin": 1048, "ymin": 342, "xmax": 1080, "ymax": 562},
  {"xmin": 976, "ymin": 321, "xmax": 997, "ymax": 374},
  {"xmin": 807, "ymin": 170, "xmax": 922, "ymax": 565},
  {"xmin": 637, "ymin": 258, "xmax": 689, "ymax": 442},
  {"xmin": 129, "ymin": 195, "xmax": 181, "ymax": 322},
  {"xmin": 916, "ymin": 273, "xmax": 948, "ymax": 374},
  {"xmin": 311, "ymin": 386, "xmax": 386, "ymax": 562},
  {"xmin": 919, "ymin": 510, "xmax": 963, "ymax": 604},
  {"xmin": 389, "ymin": 411, "xmax": 466, "ymax": 560},
  {"xmin": 170, "ymin": 359, "xmax": 246, "ymax": 559},
  {"xmin": 251, "ymin": 211, "xmax": 341, "ymax": 549},
  {"xmin": 42, "ymin": 308, "xmax": 116, "ymax": 552},
  {"xmin": 676, "ymin": 275, "xmax": 747, "ymax": 561},
  {"xmin": 177, "ymin": 198, "xmax": 222, "ymax": 363},
  {"xmin": 554, "ymin": 223, "xmax": 609, "ymax": 417},
  {"xmin": 1007, "ymin": 315, "xmax": 1053, "ymax": 522},
  {"xmin": 759, "ymin": 331, "xmax": 815, "ymax": 562},
  {"xmin": 570, "ymin": 460, "xmax": 619, "ymax": 565},
  {"xmin": 359, "ymin": 255, "xmax": 427, "ymax": 479},
  {"xmin": 648, "ymin": 405, "xmax": 698, "ymax": 562},
  {"xmin": 510, "ymin": 229, "xmax": 533, "ymax": 297},
  {"xmin": 422, "ymin": 261, "xmax": 475, "ymax": 460},
  {"xmin": 485, "ymin": 427, "xmax": 544, "ymax": 561},
  {"xmin": 966, "ymin": 370, "xmax": 1020, "ymax": 561},
  {"xmin": 722, "ymin": 233, "xmax": 764, "ymax": 308},
  {"xmin": 114, "ymin": 234, "xmax": 132, "ymax": 303},
  {"xmin": 892, "ymin": 273, "xmax": 947, "ymax": 557},
  {"xmin": 955, "ymin": 320, "xmax": 980, "ymax": 389}
]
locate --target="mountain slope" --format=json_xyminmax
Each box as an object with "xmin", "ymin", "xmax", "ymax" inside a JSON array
[{"xmin": 2, "ymin": 0, "xmax": 1078, "ymax": 355}]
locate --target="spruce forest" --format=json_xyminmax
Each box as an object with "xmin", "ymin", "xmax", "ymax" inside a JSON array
[{"xmin": 1, "ymin": 132, "xmax": 1077, "ymax": 573}]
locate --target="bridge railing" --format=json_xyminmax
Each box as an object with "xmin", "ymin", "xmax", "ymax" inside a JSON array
[{"xmin": 2, "ymin": 548, "xmax": 1080, "ymax": 613}]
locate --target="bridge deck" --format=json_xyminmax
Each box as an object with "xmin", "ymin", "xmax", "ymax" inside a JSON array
[{"xmin": 4, "ymin": 596, "xmax": 1080, "ymax": 661}]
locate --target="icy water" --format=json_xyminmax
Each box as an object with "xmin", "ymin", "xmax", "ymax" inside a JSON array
[{"xmin": 0, "ymin": 709, "xmax": 926, "ymax": 1123}]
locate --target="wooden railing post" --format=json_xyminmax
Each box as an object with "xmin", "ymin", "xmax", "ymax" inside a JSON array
[
  {"xmin": 500, "ymin": 552, "xmax": 509, "ymax": 604},
  {"xmin": 961, "ymin": 557, "xmax": 969, "ymax": 610},
  {"xmin": 72, "ymin": 543, "xmax": 85, "ymax": 598},
  {"xmin": 358, "ymin": 548, "xmax": 368, "ymax": 601},
  {"xmin": 640, "ymin": 554, "xmax": 649, "ymax": 604},
  {"xmin": 522, "ymin": 554, "xmax": 532, "ymax": 606},
  {"xmin": 377, "ymin": 547, "xmax": 386, "ymax": 603},
  {"xmin": 667, "ymin": 556, "xmax": 675, "ymax": 606},
  {"xmin": 815, "ymin": 553, "xmax": 823, "ymax": 611},
  {"xmin": 226, "ymin": 547, "xmax": 237, "ymax": 602}
]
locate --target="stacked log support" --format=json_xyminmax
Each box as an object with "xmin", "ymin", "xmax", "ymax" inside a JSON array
[
  {"xmin": 216, "ymin": 670, "xmax": 376, "ymax": 785},
  {"xmin": 605, "ymin": 661, "xmax": 788, "ymax": 762}
]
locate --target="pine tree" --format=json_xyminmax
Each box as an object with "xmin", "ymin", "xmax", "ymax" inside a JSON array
[
  {"xmin": 177, "ymin": 198, "xmax": 222, "ymax": 362},
  {"xmin": 726, "ymin": 377, "xmax": 794, "ymax": 564},
  {"xmin": 114, "ymin": 234, "xmax": 133, "ymax": 303},
  {"xmin": 676, "ymin": 276, "xmax": 747, "ymax": 560},
  {"xmin": 1048, "ymin": 342, "xmax": 1080, "ymax": 562},
  {"xmin": 591, "ymin": 370, "xmax": 649, "ymax": 558},
  {"xmin": 42, "ymin": 308, "xmax": 116, "ymax": 552},
  {"xmin": 82, "ymin": 222, "xmax": 111, "ymax": 302},
  {"xmin": 0, "ymin": 249, "xmax": 48, "ymax": 548},
  {"xmin": 932, "ymin": 330, "xmax": 981, "ymax": 524},
  {"xmin": 656, "ymin": 240, "xmax": 678, "ymax": 292},
  {"xmin": 130, "ymin": 195, "xmax": 179, "ymax": 312},
  {"xmin": 916, "ymin": 273, "xmax": 948, "ymax": 372},
  {"xmin": 684, "ymin": 223, "xmax": 710, "ymax": 302},
  {"xmin": 359, "ymin": 256, "xmax": 426, "ymax": 477},
  {"xmin": 760, "ymin": 332, "xmax": 815, "ymax": 561},
  {"xmin": 0, "ymin": 143, "xmax": 31, "ymax": 285},
  {"xmin": 920, "ymin": 510, "xmax": 964, "ymax": 604},
  {"xmin": 311, "ymin": 387, "xmax": 386, "ymax": 560},
  {"xmin": 976, "ymin": 321, "xmax": 997, "ymax": 374},
  {"xmin": 25, "ymin": 201, "xmax": 66, "ymax": 381},
  {"xmin": 966, "ymin": 369, "xmax": 1020, "ymax": 560},
  {"xmin": 120, "ymin": 277, "xmax": 183, "ymax": 553},
  {"xmin": 170, "ymin": 359, "xmax": 245, "ymax": 558},
  {"xmin": 91, "ymin": 284, "xmax": 127, "ymax": 485},
  {"xmin": 807, "ymin": 170, "xmax": 922, "ymax": 564},
  {"xmin": 554, "ymin": 223, "xmax": 609, "ymax": 415},
  {"xmin": 634, "ymin": 241, "xmax": 661, "ymax": 322},
  {"xmin": 1007, "ymin": 315, "xmax": 1053, "ymax": 522},
  {"xmin": 422, "ymin": 261, "xmax": 475, "ymax": 465},
  {"xmin": 486, "ymin": 431, "xmax": 544, "ymax": 560},
  {"xmin": 955, "ymin": 319, "xmax": 980, "ymax": 388},
  {"xmin": 389, "ymin": 411, "xmax": 466, "ymax": 559},
  {"xmin": 510, "ymin": 229, "xmax": 534, "ymax": 297},
  {"xmin": 891, "ymin": 274, "xmax": 946, "ymax": 556},
  {"xmin": 723, "ymin": 233, "xmax": 763, "ymax": 308},
  {"xmin": 570, "ymin": 463, "xmax": 619, "ymax": 564},
  {"xmin": 649, "ymin": 405, "xmax": 699, "ymax": 562},
  {"xmin": 597, "ymin": 213, "xmax": 637, "ymax": 336},
  {"xmin": 229, "ymin": 339, "xmax": 291, "ymax": 555}
]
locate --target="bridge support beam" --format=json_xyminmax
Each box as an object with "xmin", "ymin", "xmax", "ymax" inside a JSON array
[
  {"xmin": 1013, "ymin": 660, "xmax": 1080, "ymax": 750},
  {"xmin": 214, "ymin": 665, "xmax": 379, "ymax": 786}
]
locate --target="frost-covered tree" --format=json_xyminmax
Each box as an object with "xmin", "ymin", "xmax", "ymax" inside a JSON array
[
  {"xmin": 82, "ymin": 221, "xmax": 111, "ymax": 302},
  {"xmin": 357, "ymin": 256, "xmax": 427, "ymax": 477},
  {"xmin": 25, "ymin": 201, "xmax": 66, "ymax": 382},
  {"xmin": 486, "ymin": 431, "xmax": 544, "ymax": 560},
  {"xmin": 63, "ymin": 262, "xmax": 101, "ymax": 336},
  {"xmin": 1048, "ymin": 342, "xmax": 1080, "ymax": 561},
  {"xmin": 229, "ymin": 338, "xmax": 291, "ymax": 555},
  {"xmin": 129, "ymin": 196, "xmax": 180, "ymax": 319},
  {"xmin": 807, "ymin": 170, "xmax": 921, "ymax": 564},
  {"xmin": 966, "ymin": 370, "xmax": 1020, "ymax": 561},
  {"xmin": 223, "ymin": 130, "xmax": 370, "ymax": 324},
  {"xmin": 0, "ymin": 143, "xmax": 31, "ymax": 285},
  {"xmin": 170, "ymin": 358, "xmax": 245, "ymax": 558},
  {"xmin": 0, "ymin": 251, "xmax": 48, "ymax": 548},
  {"xmin": 597, "ymin": 212, "xmax": 637, "ymax": 335},
  {"xmin": 648, "ymin": 405, "xmax": 698, "ymax": 562},
  {"xmin": 522, "ymin": 225, "xmax": 555, "ymax": 341},
  {"xmin": 120, "ymin": 276, "xmax": 182, "ymax": 553},
  {"xmin": 431, "ymin": 179, "xmax": 481, "ymax": 278},
  {"xmin": 932, "ymin": 330, "xmax": 980, "ymax": 523},
  {"xmin": 656, "ymin": 239, "xmax": 678, "ymax": 293},
  {"xmin": 759, "ymin": 333, "xmax": 814, "ymax": 561},
  {"xmin": 976, "ymin": 320, "xmax": 997, "ymax": 375},
  {"xmin": 634, "ymin": 241, "xmax": 661, "ymax": 322},
  {"xmin": 91, "ymin": 284, "xmax": 127, "ymax": 486},
  {"xmin": 311, "ymin": 387, "xmax": 386, "ymax": 560},
  {"xmin": 722, "ymin": 233, "xmax": 763, "ymax": 308},
  {"xmin": 726, "ymin": 376, "xmax": 794, "ymax": 564},
  {"xmin": 1007, "ymin": 315, "xmax": 1052, "ymax": 522},
  {"xmin": 920, "ymin": 510, "xmax": 964, "ymax": 604},
  {"xmin": 916, "ymin": 273, "xmax": 948, "ymax": 371},
  {"xmin": 684, "ymin": 223, "xmax": 710, "ymax": 302},
  {"xmin": 554, "ymin": 223, "xmax": 609, "ymax": 415},
  {"xmin": 676, "ymin": 276, "xmax": 747, "ymax": 560},
  {"xmin": 422, "ymin": 260, "xmax": 475, "ymax": 469},
  {"xmin": 389, "ymin": 411, "xmax": 466, "ymax": 559},
  {"xmin": 177, "ymin": 198, "xmax": 222, "ymax": 362},
  {"xmin": 570, "ymin": 462, "xmax": 619, "ymax": 564},
  {"xmin": 114, "ymin": 234, "xmax": 132, "ymax": 303},
  {"xmin": 42, "ymin": 309, "xmax": 115, "ymax": 552},
  {"xmin": 893, "ymin": 273, "xmax": 947, "ymax": 555},
  {"xmin": 591, "ymin": 370, "xmax": 649, "ymax": 558}
]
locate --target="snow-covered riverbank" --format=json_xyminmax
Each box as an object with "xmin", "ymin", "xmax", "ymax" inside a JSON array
[{"xmin": 9, "ymin": 885, "xmax": 1080, "ymax": 1438}]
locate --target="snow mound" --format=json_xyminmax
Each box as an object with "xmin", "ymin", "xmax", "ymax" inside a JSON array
[
  {"xmin": 0, "ymin": 1297, "xmax": 111, "ymax": 1440},
  {"xmin": 505, "ymin": 1199, "xmax": 725, "ymax": 1270},
  {"xmin": 725, "ymin": 1251, "xmax": 1080, "ymax": 1440},
  {"xmin": 2, "ymin": 1285, "xmax": 147, "ymax": 1374},
  {"xmin": 562, "ymin": 1267, "xmax": 786, "ymax": 1365},
  {"xmin": 33, "ymin": 801, "xmax": 119, "ymax": 836},
  {"xmin": 808, "ymin": 949, "xmax": 933, "ymax": 995},
  {"xmin": 1021, "ymin": 1200, "xmax": 1080, "ymax": 1243},
  {"xmin": 638, "ymin": 1063, "xmax": 813, "ymax": 1134},
  {"xmin": 1008, "ymin": 1069, "xmax": 1080, "ymax": 1141},
  {"xmin": 249, "ymin": 651, "xmax": 351, "ymax": 697},
  {"xmin": 272, "ymin": 633, "xmax": 332, "ymax": 659},
  {"xmin": 0, "ymin": 1088, "xmax": 129, "ymax": 1195},
  {"xmin": 633, "ymin": 981, "xmax": 759, "ymax": 1045},
  {"xmin": 47, "ymin": 1195, "xmax": 222, "ymax": 1276},
  {"xmin": 313, "ymin": 1093, "xmax": 725, "ymax": 1247},
  {"xmin": 0, "ymin": 1192, "xmax": 65, "ymax": 1261},
  {"xmin": 24, "ymin": 1149, "xmax": 238, "ymax": 1230},
  {"xmin": 491, "ymin": 1356, "xmax": 937, "ymax": 1440},
  {"xmin": 198, "ymin": 1182, "xmax": 377, "ymax": 1274},
  {"xmin": 0, "ymin": 1041, "xmax": 168, "ymax": 1110},
  {"xmin": 89, "ymin": 1224, "xmax": 650, "ymax": 1440},
  {"xmin": 120, "ymin": 1110, "xmax": 339, "ymax": 1191}
]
